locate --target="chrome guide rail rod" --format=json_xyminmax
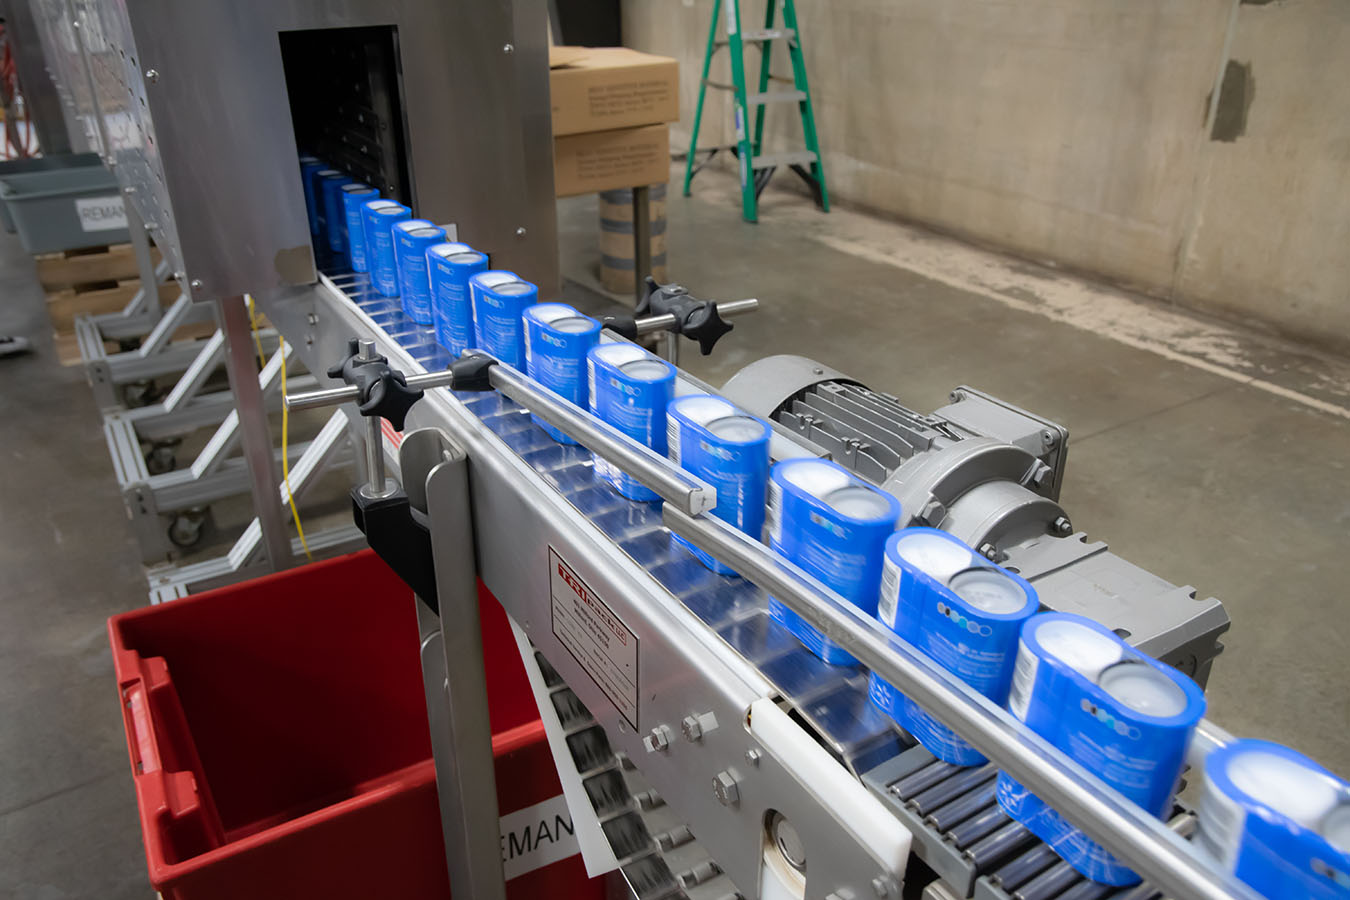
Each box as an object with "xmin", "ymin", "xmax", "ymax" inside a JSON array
[
  {"xmin": 634, "ymin": 297, "xmax": 759, "ymax": 335},
  {"xmin": 486, "ymin": 363, "xmax": 716, "ymax": 516},
  {"xmin": 284, "ymin": 300, "xmax": 760, "ymax": 412},
  {"xmin": 661, "ymin": 507, "xmax": 1263, "ymax": 900}
]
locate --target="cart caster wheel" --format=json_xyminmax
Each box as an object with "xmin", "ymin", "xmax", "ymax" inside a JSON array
[
  {"xmin": 168, "ymin": 509, "xmax": 208, "ymax": 549},
  {"xmin": 123, "ymin": 380, "xmax": 159, "ymax": 408},
  {"xmin": 145, "ymin": 442, "xmax": 179, "ymax": 475}
]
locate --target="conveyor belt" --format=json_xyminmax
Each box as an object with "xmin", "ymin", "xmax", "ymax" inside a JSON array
[{"xmin": 322, "ymin": 267, "xmax": 1197, "ymax": 900}]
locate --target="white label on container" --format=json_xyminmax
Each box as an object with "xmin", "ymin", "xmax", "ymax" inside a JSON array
[
  {"xmin": 1196, "ymin": 781, "xmax": 1246, "ymax": 872},
  {"xmin": 877, "ymin": 557, "xmax": 902, "ymax": 629},
  {"xmin": 1007, "ymin": 640, "xmax": 1038, "ymax": 721},
  {"xmin": 667, "ymin": 414, "xmax": 682, "ymax": 465},
  {"xmin": 499, "ymin": 792, "xmax": 581, "ymax": 880},
  {"xmin": 766, "ymin": 479, "xmax": 784, "ymax": 545},
  {"xmin": 75, "ymin": 195, "xmax": 127, "ymax": 232},
  {"xmin": 549, "ymin": 547, "xmax": 638, "ymax": 729}
]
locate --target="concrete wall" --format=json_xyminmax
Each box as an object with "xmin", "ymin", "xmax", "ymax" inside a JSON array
[{"xmin": 623, "ymin": 0, "xmax": 1350, "ymax": 353}]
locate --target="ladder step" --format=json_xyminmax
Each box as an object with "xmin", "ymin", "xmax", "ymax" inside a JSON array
[
  {"xmin": 748, "ymin": 89, "xmax": 806, "ymax": 106},
  {"xmin": 751, "ymin": 150, "xmax": 817, "ymax": 170},
  {"xmin": 744, "ymin": 27, "xmax": 795, "ymax": 42},
  {"xmin": 702, "ymin": 79, "xmax": 735, "ymax": 91},
  {"xmin": 715, "ymin": 28, "xmax": 795, "ymax": 46}
]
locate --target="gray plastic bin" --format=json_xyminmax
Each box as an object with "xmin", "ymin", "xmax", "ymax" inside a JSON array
[{"xmin": 0, "ymin": 153, "xmax": 129, "ymax": 252}]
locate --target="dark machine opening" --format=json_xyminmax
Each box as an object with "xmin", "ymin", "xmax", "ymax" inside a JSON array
[{"xmin": 279, "ymin": 26, "xmax": 412, "ymax": 208}]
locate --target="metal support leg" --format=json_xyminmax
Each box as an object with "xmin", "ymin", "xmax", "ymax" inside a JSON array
[
  {"xmin": 217, "ymin": 295, "xmax": 292, "ymax": 570},
  {"xmin": 631, "ymin": 184, "xmax": 651, "ymax": 308},
  {"xmin": 403, "ymin": 428, "xmax": 508, "ymax": 900}
]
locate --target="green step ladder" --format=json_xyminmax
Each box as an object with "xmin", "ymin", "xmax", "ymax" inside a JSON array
[{"xmin": 682, "ymin": 0, "xmax": 830, "ymax": 222}]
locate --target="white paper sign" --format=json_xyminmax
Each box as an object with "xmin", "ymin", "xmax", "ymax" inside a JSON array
[
  {"xmin": 75, "ymin": 195, "xmax": 127, "ymax": 232},
  {"xmin": 499, "ymin": 793, "xmax": 580, "ymax": 880}
]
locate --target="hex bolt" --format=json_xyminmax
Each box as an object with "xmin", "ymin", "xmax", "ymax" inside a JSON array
[
  {"xmin": 144, "ymin": 68, "xmax": 158, "ymax": 83},
  {"xmin": 1041, "ymin": 428, "xmax": 1057, "ymax": 448},
  {"xmin": 712, "ymin": 770, "xmax": 740, "ymax": 807},
  {"xmin": 978, "ymin": 541, "xmax": 998, "ymax": 561},
  {"xmin": 872, "ymin": 876, "xmax": 892, "ymax": 897},
  {"xmin": 681, "ymin": 715, "xmax": 702, "ymax": 742},
  {"xmin": 1052, "ymin": 515, "xmax": 1073, "ymax": 535},
  {"xmin": 745, "ymin": 748, "xmax": 763, "ymax": 766},
  {"xmin": 643, "ymin": 725, "xmax": 673, "ymax": 754},
  {"xmin": 306, "ymin": 312, "xmax": 319, "ymax": 326}
]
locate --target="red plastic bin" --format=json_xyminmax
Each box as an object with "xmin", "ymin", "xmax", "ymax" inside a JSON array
[{"xmin": 108, "ymin": 550, "xmax": 601, "ymax": 900}]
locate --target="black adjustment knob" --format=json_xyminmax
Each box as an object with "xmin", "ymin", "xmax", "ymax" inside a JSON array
[
  {"xmin": 682, "ymin": 302, "xmax": 734, "ymax": 356},
  {"xmin": 638, "ymin": 276, "xmax": 735, "ymax": 356},
  {"xmin": 326, "ymin": 338, "xmax": 424, "ymax": 431},
  {"xmin": 360, "ymin": 371, "xmax": 422, "ymax": 432}
]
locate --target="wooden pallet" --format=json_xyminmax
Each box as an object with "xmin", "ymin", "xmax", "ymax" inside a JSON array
[
  {"xmin": 51, "ymin": 318, "xmax": 219, "ymax": 368},
  {"xmin": 46, "ymin": 278, "xmax": 181, "ymax": 333},
  {"xmin": 35, "ymin": 242, "xmax": 162, "ymax": 292}
]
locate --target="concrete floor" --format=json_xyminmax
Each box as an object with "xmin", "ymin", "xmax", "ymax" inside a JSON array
[{"xmin": 1, "ymin": 164, "xmax": 1346, "ymax": 898}]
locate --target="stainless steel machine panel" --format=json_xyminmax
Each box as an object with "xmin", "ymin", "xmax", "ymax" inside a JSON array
[{"xmin": 60, "ymin": 0, "xmax": 558, "ymax": 303}]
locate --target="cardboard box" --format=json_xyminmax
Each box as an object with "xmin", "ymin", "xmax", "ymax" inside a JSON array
[
  {"xmin": 549, "ymin": 46, "xmax": 679, "ymax": 137},
  {"xmin": 554, "ymin": 124, "xmax": 670, "ymax": 198}
]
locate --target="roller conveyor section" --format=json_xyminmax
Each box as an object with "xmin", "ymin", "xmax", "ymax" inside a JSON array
[{"xmin": 862, "ymin": 745, "xmax": 1188, "ymax": 900}]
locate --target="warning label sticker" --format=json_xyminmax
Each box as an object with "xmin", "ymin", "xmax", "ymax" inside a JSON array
[{"xmin": 549, "ymin": 547, "xmax": 638, "ymax": 729}]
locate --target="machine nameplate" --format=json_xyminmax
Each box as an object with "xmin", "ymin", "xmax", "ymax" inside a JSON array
[{"xmin": 549, "ymin": 546, "xmax": 639, "ymax": 729}]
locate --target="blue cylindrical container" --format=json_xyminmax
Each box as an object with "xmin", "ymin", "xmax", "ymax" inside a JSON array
[
  {"xmin": 1199, "ymin": 740, "xmax": 1350, "ymax": 900},
  {"xmin": 667, "ymin": 394, "xmax": 770, "ymax": 576},
  {"xmin": 996, "ymin": 612, "xmax": 1206, "ymax": 885},
  {"xmin": 469, "ymin": 271, "xmax": 537, "ymax": 368},
  {"xmin": 363, "ymin": 201, "xmax": 411, "ymax": 298},
  {"xmin": 299, "ymin": 156, "xmax": 325, "ymax": 237},
  {"xmin": 587, "ymin": 343, "xmax": 676, "ymax": 502},
  {"xmin": 524, "ymin": 303, "xmax": 602, "ymax": 445},
  {"xmin": 340, "ymin": 184, "xmax": 378, "ymax": 272},
  {"xmin": 428, "ymin": 243, "xmax": 486, "ymax": 354},
  {"xmin": 393, "ymin": 220, "xmax": 444, "ymax": 324},
  {"xmin": 869, "ymin": 528, "xmax": 1038, "ymax": 765},
  {"xmin": 319, "ymin": 171, "xmax": 355, "ymax": 253},
  {"xmin": 765, "ymin": 458, "xmax": 901, "ymax": 665}
]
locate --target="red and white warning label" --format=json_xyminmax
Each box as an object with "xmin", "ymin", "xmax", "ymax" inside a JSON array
[{"xmin": 549, "ymin": 547, "xmax": 638, "ymax": 729}]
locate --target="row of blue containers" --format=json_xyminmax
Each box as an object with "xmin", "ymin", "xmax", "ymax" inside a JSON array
[
  {"xmin": 300, "ymin": 155, "xmax": 536, "ymax": 365},
  {"xmin": 301, "ymin": 154, "xmax": 1348, "ymax": 900}
]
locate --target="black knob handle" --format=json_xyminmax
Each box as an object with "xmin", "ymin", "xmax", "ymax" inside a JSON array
[
  {"xmin": 637, "ymin": 276, "xmax": 736, "ymax": 356},
  {"xmin": 326, "ymin": 338, "xmax": 424, "ymax": 431}
]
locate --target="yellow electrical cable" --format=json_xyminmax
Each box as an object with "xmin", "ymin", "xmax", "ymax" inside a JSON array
[
  {"xmin": 245, "ymin": 294, "xmax": 267, "ymax": 370},
  {"xmin": 247, "ymin": 295, "xmax": 312, "ymax": 560}
]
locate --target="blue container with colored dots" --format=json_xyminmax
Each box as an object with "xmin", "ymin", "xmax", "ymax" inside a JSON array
[
  {"xmin": 428, "ymin": 243, "xmax": 486, "ymax": 354},
  {"xmin": 996, "ymin": 612, "xmax": 1206, "ymax": 885},
  {"xmin": 868, "ymin": 528, "xmax": 1039, "ymax": 766},
  {"xmin": 765, "ymin": 458, "xmax": 900, "ymax": 665},
  {"xmin": 1198, "ymin": 739, "xmax": 1350, "ymax": 900},
  {"xmin": 319, "ymin": 171, "xmax": 355, "ymax": 254},
  {"xmin": 523, "ymin": 303, "xmax": 601, "ymax": 445},
  {"xmin": 469, "ymin": 271, "xmax": 537, "ymax": 368},
  {"xmin": 340, "ymin": 184, "xmax": 378, "ymax": 272},
  {"xmin": 299, "ymin": 156, "xmax": 325, "ymax": 237},
  {"xmin": 392, "ymin": 220, "xmax": 443, "ymax": 324},
  {"xmin": 667, "ymin": 394, "xmax": 770, "ymax": 576},
  {"xmin": 587, "ymin": 343, "xmax": 675, "ymax": 502},
  {"xmin": 363, "ymin": 201, "xmax": 410, "ymax": 298}
]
